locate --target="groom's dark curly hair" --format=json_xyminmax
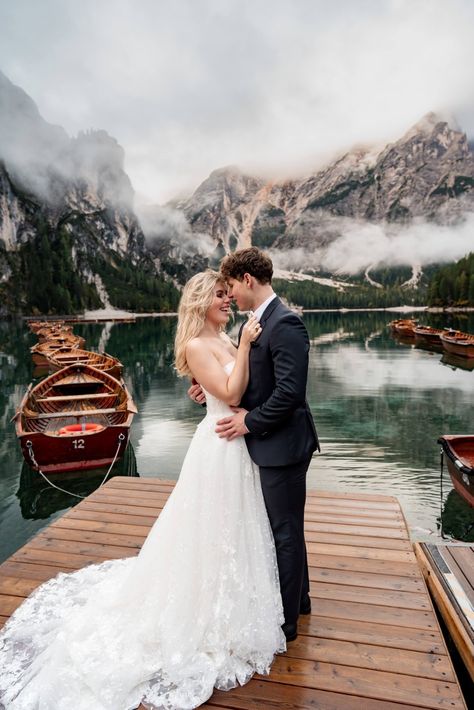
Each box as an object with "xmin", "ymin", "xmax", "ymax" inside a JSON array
[{"xmin": 220, "ymin": 247, "xmax": 273, "ymax": 284}]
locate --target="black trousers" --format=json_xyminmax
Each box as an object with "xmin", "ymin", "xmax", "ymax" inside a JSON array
[{"xmin": 259, "ymin": 457, "xmax": 311, "ymax": 626}]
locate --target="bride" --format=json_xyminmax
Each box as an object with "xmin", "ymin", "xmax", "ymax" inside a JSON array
[{"xmin": 0, "ymin": 270, "xmax": 286, "ymax": 710}]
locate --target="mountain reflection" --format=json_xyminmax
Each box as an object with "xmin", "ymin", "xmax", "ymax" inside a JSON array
[{"xmin": 0, "ymin": 310, "xmax": 473, "ymax": 561}]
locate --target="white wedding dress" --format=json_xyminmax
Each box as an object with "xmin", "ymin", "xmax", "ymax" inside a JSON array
[{"xmin": 0, "ymin": 362, "xmax": 285, "ymax": 709}]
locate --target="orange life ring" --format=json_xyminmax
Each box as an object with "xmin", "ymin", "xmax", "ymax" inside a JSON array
[{"xmin": 57, "ymin": 423, "xmax": 103, "ymax": 436}]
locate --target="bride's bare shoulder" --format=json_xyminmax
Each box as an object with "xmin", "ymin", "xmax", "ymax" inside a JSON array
[{"xmin": 186, "ymin": 337, "xmax": 215, "ymax": 361}]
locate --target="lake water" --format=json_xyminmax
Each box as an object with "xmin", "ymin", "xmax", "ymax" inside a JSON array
[{"xmin": 1, "ymin": 310, "xmax": 473, "ymax": 563}]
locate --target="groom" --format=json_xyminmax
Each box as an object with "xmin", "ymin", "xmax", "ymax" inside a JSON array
[{"xmin": 190, "ymin": 247, "xmax": 319, "ymax": 642}]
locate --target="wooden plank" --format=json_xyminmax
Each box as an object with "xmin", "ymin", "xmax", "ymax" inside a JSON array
[
  {"xmin": 309, "ymin": 582, "xmax": 430, "ymax": 610},
  {"xmin": 307, "ymin": 552, "xmax": 422, "ymax": 578},
  {"xmin": 35, "ymin": 526, "xmax": 146, "ymax": 549},
  {"xmin": 0, "ymin": 560, "xmax": 76, "ymax": 580},
  {"xmin": 258, "ymin": 656, "xmax": 464, "ymax": 709},
  {"xmin": 309, "ymin": 566, "xmax": 425, "ymax": 593},
  {"xmin": 51, "ymin": 516, "xmax": 151, "ymax": 537},
  {"xmin": 298, "ymin": 614, "xmax": 445, "ymax": 654},
  {"xmin": 305, "ymin": 511, "xmax": 408, "ymax": 539},
  {"xmin": 0, "ymin": 576, "xmax": 40, "ymax": 597},
  {"xmin": 200, "ymin": 679, "xmax": 429, "ymax": 710},
  {"xmin": 284, "ymin": 635, "xmax": 455, "ymax": 682},
  {"xmin": 305, "ymin": 511, "xmax": 405, "ymax": 526},
  {"xmin": 307, "ymin": 490, "xmax": 398, "ymax": 503},
  {"xmin": 305, "ymin": 521, "xmax": 408, "ymax": 539},
  {"xmin": 306, "ymin": 541, "xmax": 417, "ymax": 563},
  {"xmin": 61, "ymin": 506, "xmax": 159, "ymax": 527},
  {"xmin": 305, "ymin": 529, "xmax": 411, "ymax": 550},
  {"xmin": 22, "ymin": 535, "xmax": 138, "ymax": 558},
  {"xmin": 297, "ymin": 597, "xmax": 437, "ymax": 630}
]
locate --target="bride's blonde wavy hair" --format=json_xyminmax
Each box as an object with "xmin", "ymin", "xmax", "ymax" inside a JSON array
[{"xmin": 174, "ymin": 270, "xmax": 225, "ymax": 377}]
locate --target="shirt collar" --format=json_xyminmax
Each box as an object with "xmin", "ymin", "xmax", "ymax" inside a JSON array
[{"xmin": 252, "ymin": 293, "xmax": 277, "ymax": 321}]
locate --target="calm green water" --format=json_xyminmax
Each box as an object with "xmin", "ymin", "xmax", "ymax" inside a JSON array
[{"xmin": 1, "ymin": 310, "xmax": 473, "ymax": 563}]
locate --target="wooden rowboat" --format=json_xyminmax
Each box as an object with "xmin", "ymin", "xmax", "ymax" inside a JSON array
[
  {"xmin": 389, "ymin": 319, "xmax": 417, "ymax": 337},
  {"xmin": 440, "ymin": 331, "xmax": 474, "ymax": 359},
  {"xmin": 30, "ymin": 336, "xmax": 84, "ymax": 366},
  {"xmin": 28, "ymin": 320, "xmax": 65, "ymax": 334},
  {"xmin": 47, "ymin": 349, "xmax": 123, "ymax": 379},
  {"xmin": 36, "ymin": 326, "xmax": 75, "ymax": 342},
  {"xmin": 14, "ymin": 364, "xmax": 137, "ymax": 474},
  {"xmin": 413, "ymin": 325, "xmax": 446, "ymax": 344},
  {"xmin": 438, "ymin": 435, "xmax": 474, "ymax": 508}
]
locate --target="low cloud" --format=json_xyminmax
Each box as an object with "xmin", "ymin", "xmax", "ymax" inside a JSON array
[
  {"xmin": 137, "ymin": 204, "xmax": 215, "ymax": 257},
  {"xmin": 270, "ymin": 214, "xmax": 474, "ymax": 276}
]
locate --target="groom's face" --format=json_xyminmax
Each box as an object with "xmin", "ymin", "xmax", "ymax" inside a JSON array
[{"xmin": 226, "ymin": 276, "xmax": 254, "ymax": 312}]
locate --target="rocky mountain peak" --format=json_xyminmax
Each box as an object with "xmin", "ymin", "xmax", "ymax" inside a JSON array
[{"xmin": 169, "ymin": 113, "xmax": 474, "ymax": 278}]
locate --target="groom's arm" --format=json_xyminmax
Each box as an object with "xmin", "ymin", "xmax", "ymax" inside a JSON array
[{"xmin": 244, "ymin": 314, "xmax": 310, "ymax": 436}]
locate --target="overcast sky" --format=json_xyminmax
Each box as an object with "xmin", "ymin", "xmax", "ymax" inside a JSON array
[{"xmin": 0, "ymin": 0, "xmax": 473, "ymax": 204}]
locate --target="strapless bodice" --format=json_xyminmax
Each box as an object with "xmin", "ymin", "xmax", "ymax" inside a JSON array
[{"xmin": 202, "ymin": 360, "xmax": 236, "ymax": 418}]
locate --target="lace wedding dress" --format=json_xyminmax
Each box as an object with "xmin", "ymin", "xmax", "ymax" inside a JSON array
[{"xmin": 0, "ymin": 362, "xmax": 285, "ymax": 709}]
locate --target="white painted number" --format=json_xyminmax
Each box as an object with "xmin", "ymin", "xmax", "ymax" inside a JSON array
[{"xmin": 73, "ymin": 439, "xmax": 85, "ymax": 449}]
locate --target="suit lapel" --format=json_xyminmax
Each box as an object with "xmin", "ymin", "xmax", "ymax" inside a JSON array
[{"xmin": 260, "ymin": 296, "xmax": 281, "ymax": 325}]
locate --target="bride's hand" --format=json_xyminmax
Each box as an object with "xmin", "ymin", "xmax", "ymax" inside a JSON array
[{"xmin": 240, "ymin": 315, "xmax": 262, "ymax": 346}]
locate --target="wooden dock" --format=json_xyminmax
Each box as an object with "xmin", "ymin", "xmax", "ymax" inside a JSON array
[
  {"xmin": 0, "ymin": 477, "xmax": 467, "ymax": 709},
  {"xmin": 415, "ymin": 542, "xmax": 474, "ymax": 683}
]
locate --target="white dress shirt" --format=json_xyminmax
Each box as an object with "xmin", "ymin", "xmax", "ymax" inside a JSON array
[{"xmin": 252, "ymin": 293, "xmax": 277, "ymax": 321}]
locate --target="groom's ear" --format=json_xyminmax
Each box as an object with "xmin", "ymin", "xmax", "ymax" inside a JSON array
[{"xmin": 243, "ymin": 273, "xmax": 253, "ymax": 288}]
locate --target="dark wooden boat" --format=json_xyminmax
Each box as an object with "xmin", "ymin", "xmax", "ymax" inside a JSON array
[
  {"xmin": 14, "ymin": 364, "xmax": 137, "ymax": 473},
  {"xmin": 440, "ymin": 331, "xmax": 474, "ymax": 359},
  {"xmin": 390, "ymin": 319, "xmax": 417, "ymax": 337},
  {"xmin": 47, "ymin": 349, "xmax": 123, "ymax": 379},
  {"xmin": 414, "ymin": 325, "xmax": 446, "ymax": 345},
  {"xmin": 30, "ymin": 336, "xmax": 84, "ymax": 366},
  {"xmin": 438, "ymin": 435, "xmax": 474, "ymax": 508},
  {"xmin": 37, "ymin": 326, "xmax": 74, "ymax": 342},
  {"xmin": 28, "ymin": 320, "xmax": 65, "ymax": 334},
  {"xmin": 17, "ymin": 446, "xmax": 138, "ymax": 519}
]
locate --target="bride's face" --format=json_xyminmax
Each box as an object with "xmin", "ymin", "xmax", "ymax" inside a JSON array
[{"xmin": 206, "ymin": 282, "xmax": 231, "ymax": 327}]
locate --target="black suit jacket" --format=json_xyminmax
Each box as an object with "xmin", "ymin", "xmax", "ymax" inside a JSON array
[{"xmin": 240, "ymin": 297, "xmax": 319, "ymax": 467}]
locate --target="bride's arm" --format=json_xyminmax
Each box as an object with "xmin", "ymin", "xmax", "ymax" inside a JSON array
[{"xmin": 186, "ymin": 318, "xmax": 261, "ymax": 406}]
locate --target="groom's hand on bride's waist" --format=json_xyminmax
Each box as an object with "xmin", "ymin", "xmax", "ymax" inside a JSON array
[
  {"xmin": 188, "ymin": 381, "xmax": 206, "ymax": 405},
  {"xmin": 215, "ymin": 408, "xmax": 249, "ymax": 440}
]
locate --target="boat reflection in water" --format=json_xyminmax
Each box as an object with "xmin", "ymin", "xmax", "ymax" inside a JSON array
[
  {"xmin": 16, "ymin": 443, "xmax": 138, "ymax": 520},
  {"xmin": 439, "ymin": 488, "xmax": 474, "ymax": 543},
  {"xmin": 441, "ymin": 352, "xmax": 474, "ymax": 372}
]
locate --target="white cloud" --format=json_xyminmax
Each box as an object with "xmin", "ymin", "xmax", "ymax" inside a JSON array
[
  {"xmin": 0, "ymin": 0, "xmax": 473, "ymax": 202},
  {"xmin": 271, "ymin": 214, "xmax": 474, "ymax": 275}
]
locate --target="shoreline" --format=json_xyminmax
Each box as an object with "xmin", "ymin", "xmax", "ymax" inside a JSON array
[{"xmin": 1, "ymin": 305, "xmax": 473, "ymax": 322}]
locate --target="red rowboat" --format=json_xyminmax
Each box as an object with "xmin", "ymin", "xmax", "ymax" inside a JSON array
[
  {"xmin": 47, "ymin": 349, "xmax": 123, "ymax": 379},
  {"xmin": 413, "ymin": 325, "xmax": 446, "ymax": 345},
  {"xmin": 14, "ymin": 364, "xmax": 137, "ymax": 473},
  {"xmin": 440, "ymin": 331, "xmax": 474, "ymax": 359},
  {"xmin": 390, "ymin": 319, "xmax": 417, "ymax": 337},
  {"xmin": 438, "ymin": 435, "xmax": 474, "ymax": 508},
  {"xmin": 30, "ymin": 336, "xmax": 84, "ymax": 366}
]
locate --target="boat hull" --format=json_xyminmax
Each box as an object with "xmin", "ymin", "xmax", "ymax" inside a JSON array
[
  {"xmin": 440, "ymin": 336, "xmax": 474, "ymax": 359},
  {"xmin": 438, "ymin": 435, "xmax": 474, "ymax": 508},
  {"xmin": 18, "ymin": 425, "xmax": 131, "ymax": 473},
  {"xmin": 15, "ymin": 363, "xmax": 137, "ymax": 474}
]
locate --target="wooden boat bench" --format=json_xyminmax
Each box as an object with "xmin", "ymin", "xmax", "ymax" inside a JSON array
[
  {"xmin": 37, "ymin": 394, "xmax": 116, "ymax": 402},
  {"xmin": 32, "ymin": 408, "xmax": 119, "ymax": 419}
]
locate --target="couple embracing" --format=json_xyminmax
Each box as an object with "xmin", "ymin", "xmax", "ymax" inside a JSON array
[{"xmin": 0, "ymin": 248, "xmax": 319, "ymax": 710}]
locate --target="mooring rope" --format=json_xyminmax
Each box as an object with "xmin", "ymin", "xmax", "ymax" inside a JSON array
[{"xmin": 25, "ymin": 435, "xmax": 125, "ymax": 499}]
